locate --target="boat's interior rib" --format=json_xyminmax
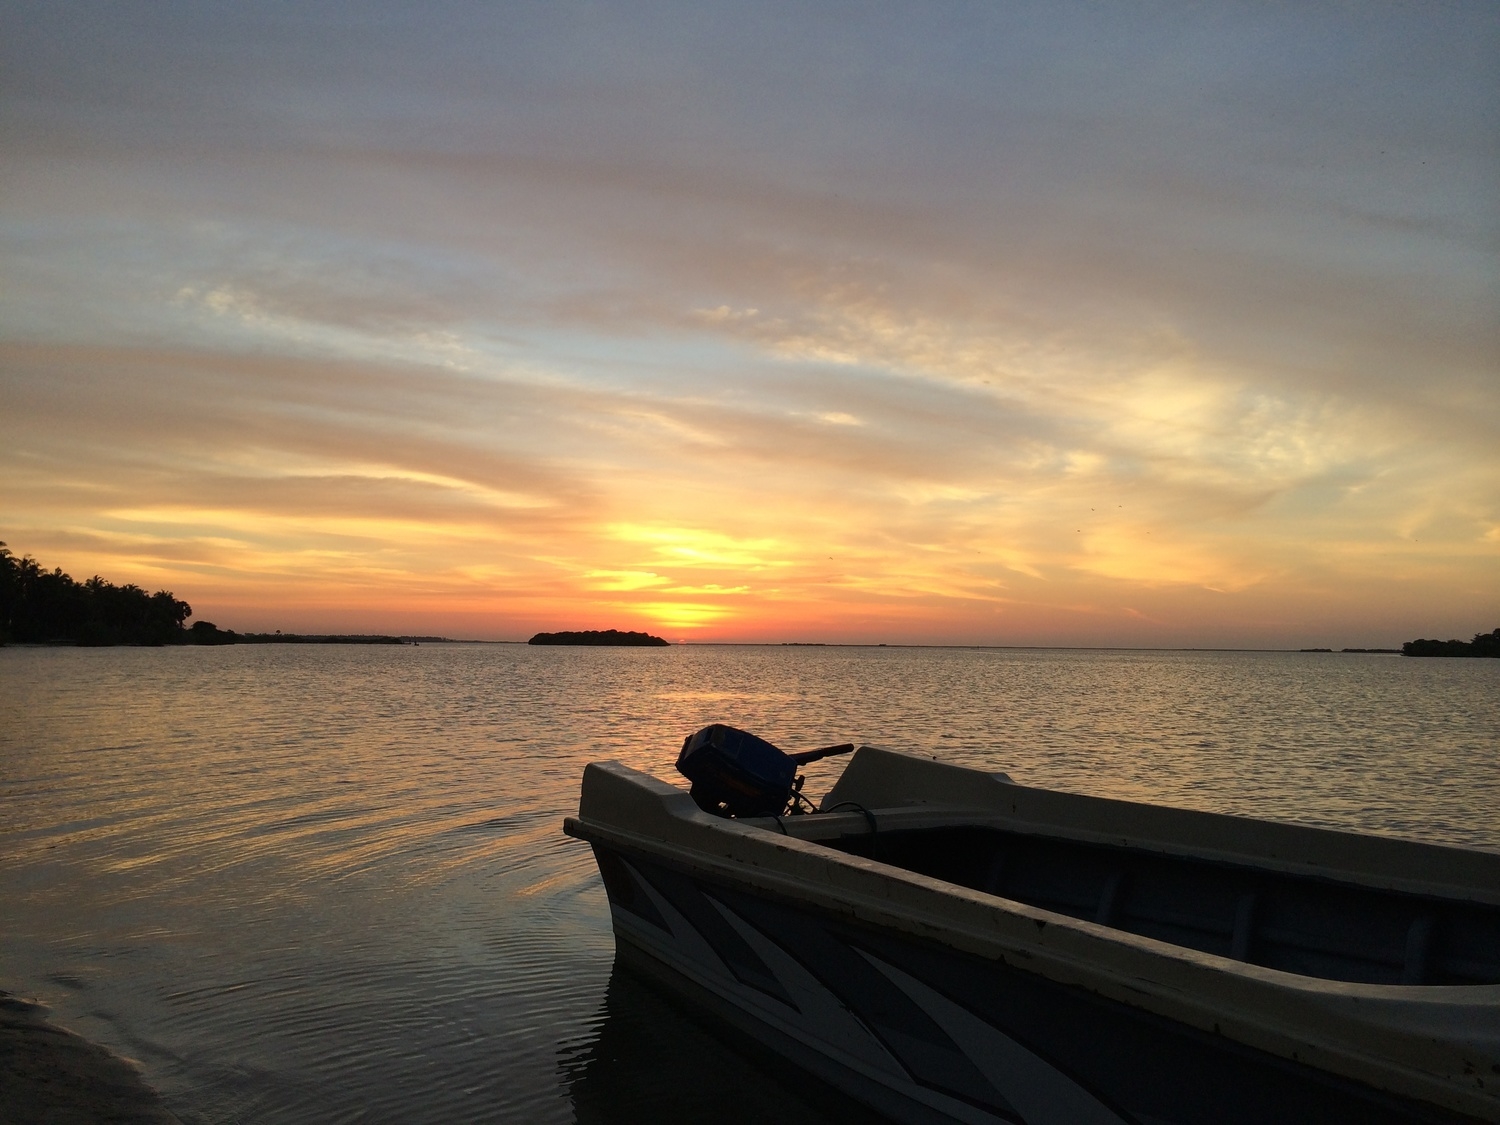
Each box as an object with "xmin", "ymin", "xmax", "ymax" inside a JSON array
[{"xmin": 771, "ymin": 818, "xmax": 1500, "ymax": 986}]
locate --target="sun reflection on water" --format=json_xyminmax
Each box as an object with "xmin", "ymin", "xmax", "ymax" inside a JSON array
[{"xmin": 1, "ymin": 644, "xmax": 1496, "ymax": 1123}]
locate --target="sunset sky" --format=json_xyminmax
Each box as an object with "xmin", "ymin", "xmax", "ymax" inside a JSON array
[{"xmin": 3, "ymin": 1, "xmax": 1497, "ymax": 646}]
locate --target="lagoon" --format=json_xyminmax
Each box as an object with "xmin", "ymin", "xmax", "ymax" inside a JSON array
[{"xmin": 2, "ymin": 644, "xmax": 1497, "ymax": 1123}]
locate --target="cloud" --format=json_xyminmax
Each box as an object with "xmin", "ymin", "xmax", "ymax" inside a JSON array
[{"xmin": 2, "ymin": 2, "xmax": 1496, "ymax": 643}]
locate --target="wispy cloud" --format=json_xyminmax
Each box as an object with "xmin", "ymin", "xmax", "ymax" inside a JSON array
[{"xmin": 2, "ymin": 2, "xmax": 1496, "ymax": 644}]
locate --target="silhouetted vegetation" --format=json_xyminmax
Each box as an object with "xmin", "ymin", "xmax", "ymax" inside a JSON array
[
  {"xmin": 188, "ymin": 621, "xmax": 424, "ymax": 644},
  {"xmin": 0, "ymin": 543, "xmax": 455, "ymax": 647},
  {"xmin": 1402, "ymin": 629, "xmax": 1500, "ymax": 658},
  {"xmin": 189, "ymin": 620, "xmax": 238, "ymax": 645},
  {"xmin": 235, "ymin": 633, "xmax": 410, "ymax": 644},
  {"xmin": 529, "ymin": 629, "xmax": 668, "ymax": 646},
  {"xmin": 0, "ymin": 542, "xmax": 192, "ymax": 646}
]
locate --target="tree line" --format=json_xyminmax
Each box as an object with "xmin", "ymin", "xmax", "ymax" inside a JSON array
[
  {"xmin": 0, "ymin": 542, "xmax": 192, "ymax": 646},
  {"xmin": 1402, "ymin": 628, "xmax": 1500, "ymax": 658}
]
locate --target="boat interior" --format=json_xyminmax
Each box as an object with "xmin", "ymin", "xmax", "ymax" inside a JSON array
[{"xmin": 764, "ymin": 814, "xmax": 1500, "ymax": 987}]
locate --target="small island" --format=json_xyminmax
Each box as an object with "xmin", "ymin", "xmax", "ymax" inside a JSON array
[
  {"xmin": 1402, "ymin": 628, "xmax": 1499, "ymax": 658},
  {"xmin": 528, "ymin": 629, "xmax": 668, "ymax": 646}
]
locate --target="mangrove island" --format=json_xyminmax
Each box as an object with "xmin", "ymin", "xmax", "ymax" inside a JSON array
[
  {"xmin": 1402, "ymin": 628, "xmax": 1500, "ymax": 658},
  {"xmin": 528, "ymin": 629, "xmax": 668, "ymax": 646}
]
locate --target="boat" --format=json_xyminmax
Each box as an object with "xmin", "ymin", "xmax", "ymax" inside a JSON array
[{"xmin": 563, "ymin": 728, "xmax": 1500, "ymax": 1124}]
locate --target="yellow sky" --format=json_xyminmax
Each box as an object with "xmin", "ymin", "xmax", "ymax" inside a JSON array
[{"xmin": 2, "ymin": 4, "xmax": 1497, "ymax": 646}]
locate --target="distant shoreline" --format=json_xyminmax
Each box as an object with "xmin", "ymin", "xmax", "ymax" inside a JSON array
[
  {"xmin": 0, "ymin": 640, "xmax": 1467, "ymax": 652},
  {"xmin": 8, "ymin": 638, "xmax": 1498, "ymax": 655},
  {"xmin": 197, "ymin": 632, "xmax": 434, "ymax": 645}
]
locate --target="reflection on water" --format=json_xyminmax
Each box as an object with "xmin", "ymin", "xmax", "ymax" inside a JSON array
[
  {"xmin": 1, "ymin": 644, "xmax": 1496, "ymax": 1123},
  {"xmin": 562, "ymin": 964, "xmax": 881, "ymax": 1125}
]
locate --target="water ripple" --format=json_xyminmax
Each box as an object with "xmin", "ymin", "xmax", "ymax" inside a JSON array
[{"xmin": 2, "ymin": 644, "xmax": 1496, "ymax": 1123}]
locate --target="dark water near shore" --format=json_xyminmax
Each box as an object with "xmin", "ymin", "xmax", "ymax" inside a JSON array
[{"xmin": 2, "ymin": 644, "xmax": 1497, "ymax": 1123}]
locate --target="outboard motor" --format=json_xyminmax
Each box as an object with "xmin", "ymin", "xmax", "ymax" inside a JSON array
[{"xmin": 676, "ymin": 723, "xmax": 854, "ymax": 817}]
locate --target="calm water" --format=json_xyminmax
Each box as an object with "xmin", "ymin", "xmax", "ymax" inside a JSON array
[{"xmin": 2, "ymin": 644, "xmax": 1497, "ymax": 1123}]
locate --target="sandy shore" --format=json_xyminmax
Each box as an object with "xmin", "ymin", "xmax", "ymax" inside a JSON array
[{"xmin": 0, "ymin": 991, "xmax": 179, "ymax": 1124}]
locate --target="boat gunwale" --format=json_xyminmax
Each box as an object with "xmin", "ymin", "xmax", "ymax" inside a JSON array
[
  {"xmin": 565, "ymin": 807, "xmax": 1500, "ymax": 1003},
  {"xmin": 734, "ymin": 805, "xmax": 1500, "ymax": 908}
]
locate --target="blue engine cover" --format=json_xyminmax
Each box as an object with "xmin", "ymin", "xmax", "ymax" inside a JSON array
[{"xmin": 676, "ymin": 724, "xmax": 796, "ymax": 817}]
